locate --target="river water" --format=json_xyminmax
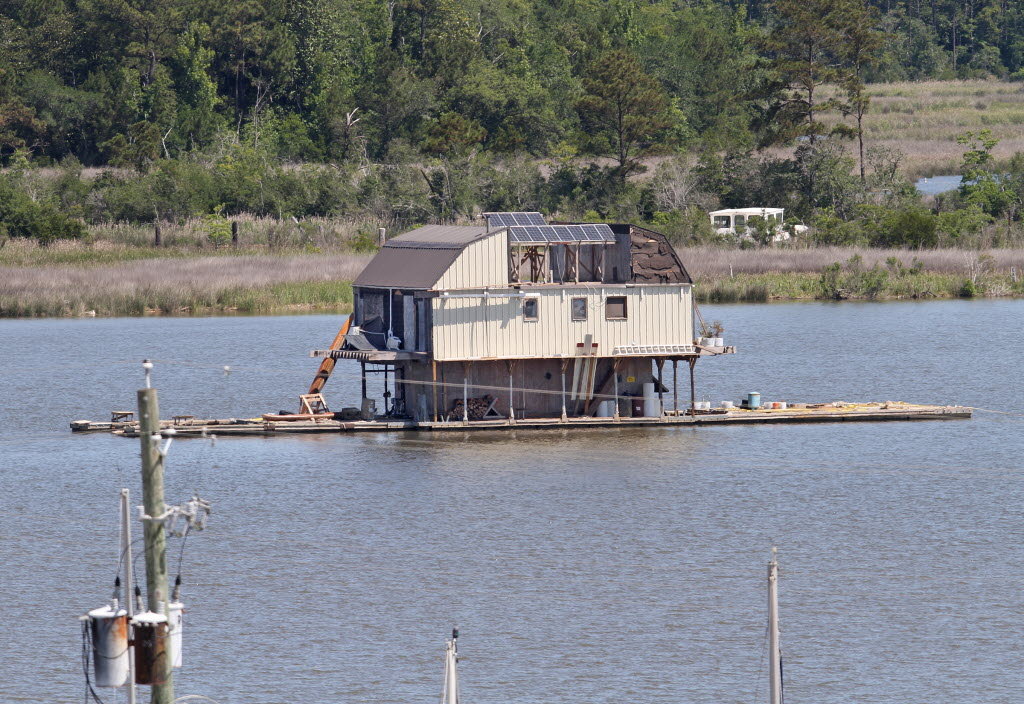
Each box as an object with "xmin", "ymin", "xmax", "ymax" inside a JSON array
[{"xmin": 1, "ymin": 301, "xmax": 1021, "ymax": 704}]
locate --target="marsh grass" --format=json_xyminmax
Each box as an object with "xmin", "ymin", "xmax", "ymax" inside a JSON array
[
  {"xmin": 4, "ymin": 243, "xmax": 1023, "ymax": 317},
  {"xmin": 684, "ymin": 246, "xmax": 1024, "ymax": 302},
  {"xmin": 781, "ymin": 80, "xmax": 1024, "ymax": 178},
  {"xmin": 0, "ymin": 255, "xmax": 368, "ymax": 317}
]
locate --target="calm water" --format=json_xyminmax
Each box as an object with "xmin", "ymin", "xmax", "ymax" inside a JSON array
[
  {"xmin": 915, "ymin": 174, "xmax": 962, "ymax": 195},
  {"xmin": 1, "ymin": 301, "xmax": 1021, "ymax": 704}
]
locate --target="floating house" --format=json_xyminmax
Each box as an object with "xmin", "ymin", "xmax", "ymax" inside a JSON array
[{"xmin": 311, "ymin": 213, "xmax": 734, "ymax": 423}]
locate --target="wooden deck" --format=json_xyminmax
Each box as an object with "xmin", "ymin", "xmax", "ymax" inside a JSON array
[{"xmin": 70, "ymin": 402, "xmax": 971, "ymax": 437}]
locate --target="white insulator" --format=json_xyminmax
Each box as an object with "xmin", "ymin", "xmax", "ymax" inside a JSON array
[
  {"xmin": 168, "ymin": 601, "xmax": 184, "ymax": 668},
  {"xmin": 88, "ymin": 605, "xmax": 129, "ymax": 688}
]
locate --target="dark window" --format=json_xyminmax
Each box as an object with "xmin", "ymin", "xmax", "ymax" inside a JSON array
[
  {"xmin": 605, "ymin": 296, "xmax": 627, "ymax": 320},
  {"xmin": 523, "ymin": 298, "xmax": 539, "ymax": 321},
  {"xmin": 571, "ymin": 297, "xmax": 587, "ymax": 321}
]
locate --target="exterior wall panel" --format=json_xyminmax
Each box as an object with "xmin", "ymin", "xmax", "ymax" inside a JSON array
[
  {"xmin": 435, "ymin": 231, "xmax": 509, "ymax": 290},
  {"xmin": 431, "ymin": 285, "xmax": 693, "ymax": 361}
]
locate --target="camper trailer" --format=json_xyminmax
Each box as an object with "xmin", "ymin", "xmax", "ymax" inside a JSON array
[{"xmin": 709, "ymin": 208, "xmax": 804, "ymax": 242}]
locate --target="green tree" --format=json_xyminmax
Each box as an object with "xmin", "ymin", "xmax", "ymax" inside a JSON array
[
  {"xmin": 837, "ymin": 0, "xmax": 884, "ymax": 183},
  {"xmin": 764, "ymin": 0, "xmax": 856, "ymax": 144},
  {"xmin": 575, "ymin": 49, "xmax": 675, "ymax": 180}
]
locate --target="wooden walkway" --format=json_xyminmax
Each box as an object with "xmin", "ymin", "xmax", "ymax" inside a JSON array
[{"xmin": 70, "ymin": 402, "xmax": 971, "ymax": 437}]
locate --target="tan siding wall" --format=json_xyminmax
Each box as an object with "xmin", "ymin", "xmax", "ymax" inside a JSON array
[
  {"xmin": 434, "ymin": 231, "xmax": 508, "ymax": 290},
  {"xmin": 431, "ymin": 285, "xmax": 693, "ymax": 361}
]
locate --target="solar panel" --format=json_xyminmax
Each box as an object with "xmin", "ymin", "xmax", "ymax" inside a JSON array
[
  {"xmin": 507, "ymin": 224, "xmax": 616, "ymax": 244},
  {"xmin": 484, "ymin": 212, "xmax": 546, "ymax": 227}
]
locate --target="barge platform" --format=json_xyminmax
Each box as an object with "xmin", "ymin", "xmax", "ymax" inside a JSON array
[{"xmin": 71, "ymin": 401, "xmax": 971, "ymax": 437}]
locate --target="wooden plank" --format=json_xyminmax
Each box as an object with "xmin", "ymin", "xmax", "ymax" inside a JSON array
[{"xmin": 307, "ymin": 314, "xmax": 353, "ymax": 396}]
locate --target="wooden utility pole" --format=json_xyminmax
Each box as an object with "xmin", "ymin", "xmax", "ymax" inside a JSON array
[
  {"xmin": 768, "ymin": 547, "xmax": 782, "ymax": 704},
  {"xmin": 137, "ymin": 387, "xmax": 174, "ymax": 704}
]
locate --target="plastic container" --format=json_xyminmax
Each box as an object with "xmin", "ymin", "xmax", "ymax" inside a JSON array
[
  {"xmin": 747, "ymin": 392, "xmax": 761, "ymax": 409},
  {"xmin": 721, "ymin": 401, "xmax": 735, "ymax": 409},
  {"xmin": 642, "ymin": 383, "xmax": 661, "ymax": 417}
]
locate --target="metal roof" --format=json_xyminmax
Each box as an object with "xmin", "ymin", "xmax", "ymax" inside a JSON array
[
  {"xmin": 382, "ymin": 224, "xmax": 491, "ymax": 249},
  {"xmin": 353, "ymin": 225, "xmax": 494, "ymax": 289},
  {"xmin": 709, "ymin": 208, "xmax": 784, "ymax": 216}
]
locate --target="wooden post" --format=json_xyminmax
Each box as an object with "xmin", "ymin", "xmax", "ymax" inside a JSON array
[
  {"xmin": 462, "ymin": 374, "xmax": 469, "ymax": 424},
  {"xmin": 431, "ymin": 361, "xmax": 438, "ymax": 423},
  {"xmin": 612, "ymin": 359, "xmax": 620, "ymax": 420},
  {"xmin": 672, "ymin": 359, "xmax": 678, "ymax": 415},
  {"xmin": 231, "ymin": 221, "xmax": 239, "ymax": 247},
  {"xmin": 655, "ymin": 358, "xmax": 665, "ymax": 417},
  {"xmin": 137, "ymin": 388, "xmax": 174, "ymax": 704},
  {"xmin": 360, "ymin": 361, "xmax": 367, "ymax": 401},
  {"xmin": 153, "ymin": 222, "xmax": 161, "ymax": 247},
  {"xmin": 505, "ymin": 360, "xmax": 516, "ymax": 424},
  {"xmin": 688, "ymin": 358, "xmax": 697, "ymax": 415},
  {"xmin": 560, "ymin": 361, "xmax": 568, "ymax": 421}
]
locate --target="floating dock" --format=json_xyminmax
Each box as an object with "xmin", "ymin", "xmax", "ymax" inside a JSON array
[{"xmin": 71, "ymin": 402, "xmax": 971, "ymax": 437}]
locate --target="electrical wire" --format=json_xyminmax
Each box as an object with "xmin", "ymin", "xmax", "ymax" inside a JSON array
[{"xmin": 81, "ymin": 621, "xmax": 109, "ymax": 704}]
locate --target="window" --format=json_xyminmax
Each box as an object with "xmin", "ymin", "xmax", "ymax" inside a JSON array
[
  {"xmin": 571, "ymin": 297, "xmax": 587, "ymax": 321},
  {"xmin": 523, "ymin": 298, "xmax": 538, "ymax": 321},
  {"xmin": 605, "ymin": 296, "xmax": 627, "ymax": 320},
  {"xmin": 713, "ymin": 216, "xmax": 731, "ymax": 229}
]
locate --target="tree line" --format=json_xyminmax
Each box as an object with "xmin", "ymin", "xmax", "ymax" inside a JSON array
[
  {"xmin": 1, "ymin": 0, "xmax": 1020, "ymax": 169},
  {"xmin": 3, "ymin": 0, "xmax": 1024, "ymax": 250}
]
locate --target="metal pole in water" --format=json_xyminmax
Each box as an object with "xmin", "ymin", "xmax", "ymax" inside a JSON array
[
  {"xmin": 462, "ymin": 377, "xmax": 469, "ymax": 423},
  {"xmin": 443, "ymin": 628, "xmax": 460, "ymax": 704},
  {"xmin": 121, "ymin": 489, "xmax": 137, "ymax": 704},
  {"xmin": 137, "ymin": 384, "xmax": 173, "ymax": 704},
  {"xmin": 768, "ymin": 546, "xmax": 782, "ymax": 704}
]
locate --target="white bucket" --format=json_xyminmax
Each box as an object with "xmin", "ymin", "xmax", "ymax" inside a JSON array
[{"xmin": 642, "ymin": 383, "xmax": 660, "ymax": 416}]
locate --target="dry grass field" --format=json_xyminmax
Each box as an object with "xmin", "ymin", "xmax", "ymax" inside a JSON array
[
  {"xmin": 808, "ymin": 80, "xmax": 1024, "ymax": 178},
  {"xmin": 0, "ymin": 254, "xmax": 370, "ymax": 317}
]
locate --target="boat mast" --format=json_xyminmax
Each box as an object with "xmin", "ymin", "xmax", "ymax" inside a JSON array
[{"xmin": 768, "ymin": 547, "xmax": 782, "ymax": 704}]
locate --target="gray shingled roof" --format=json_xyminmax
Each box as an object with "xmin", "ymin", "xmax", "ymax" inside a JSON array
[{"xmin": 353, "ymin": 225, "xmax": 496, "ymax": 289}]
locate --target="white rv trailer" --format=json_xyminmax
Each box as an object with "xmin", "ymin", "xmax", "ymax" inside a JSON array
[{"xmin": 709, "ymin": 207, "xmax": 804, "ymax": 242}]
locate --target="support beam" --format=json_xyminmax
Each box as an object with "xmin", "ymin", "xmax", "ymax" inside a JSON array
[
  {"xmin": 656, "ymin": 359, "xmax": 665, "ymax": 417},
  {"xmin": 612, "ymin": 359, "xmax": 621, "ymax": 420},
  {"xmin": 431, "ymin": 361, "xmax": 438, "ymax": 423},
  {"xmin": 689, "ymin": 358, "xmax": 697, "ymax": 415},
  {"xmin": 560, "ymin": 361, "xmax": 568, "ymax": 421},
  {"xmin": 672, "ymin": 359, "xmax": 679, "ymax": 415}
]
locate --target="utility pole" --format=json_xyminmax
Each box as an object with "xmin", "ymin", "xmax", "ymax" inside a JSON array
[
  {"xmin": 768, "ymin": 546, "xmax": 782, "ymax": 704},
  {"xmin": 138, "ymin": 385, "xmax": 174, "ymax": 704},
  {"xmin": 121, "ymin": 489, "xmax": 137, "ymax": 704}
]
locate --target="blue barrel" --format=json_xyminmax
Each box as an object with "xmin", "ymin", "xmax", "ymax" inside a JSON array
[{"xmin": 748, "ymin": 392, "xmax": 761, "ymax": 409}]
